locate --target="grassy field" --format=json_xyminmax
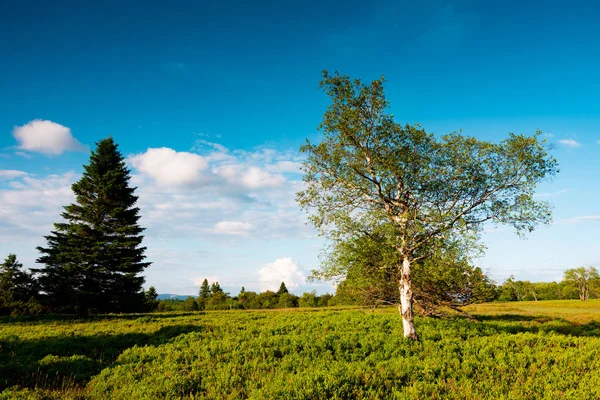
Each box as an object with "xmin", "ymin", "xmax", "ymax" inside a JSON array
[{"xmin": 1, "ymin": 301, "xmax": 600, "ymax": 399}]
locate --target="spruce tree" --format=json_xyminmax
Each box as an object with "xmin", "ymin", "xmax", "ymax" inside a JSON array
[
  {"xmin": 198, "ymin": 278, "xmax": 211, "ymax": 310},
  {"xmin": 210, "ymin": 281, "xmax": 224, "ymax": 294},
  {"xmin": 144, "ymin": 286, "xmax": 159, "ymax": 311},
  {"xmin": 277, "ymin": 282, "xmax": 289, "ymax": 295},
  {"xmin": 0, "ymin": 254, "xmax": 40, "ymax": 316},
  {"xmin": 35, "ymin": 137, "xmax": 150, "ymax": 316},
  {"xmin": 199, "ymin": 279, "xmax": 211, "ymax": 299}
]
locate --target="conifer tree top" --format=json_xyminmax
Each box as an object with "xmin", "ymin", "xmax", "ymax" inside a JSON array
[{"xmin": 277, "ymin": 282, "xmax": 289, "ymax": 295}]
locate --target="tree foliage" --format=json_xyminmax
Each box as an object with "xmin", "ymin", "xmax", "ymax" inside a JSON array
[
  {"xmin": 0, "ymin": 254, "xmax": 42, "ymax": 316},
  {"xmin": 563, "ymin": 267, "xmax": 599, "ymax": 301},
  {"xmin": 144, "ymin": 286, "xmax": 159, "ymax": 311},
  {"xmin": 35, "ymin": 137, "xmax": 150, "ymax": 316},
  {"xmin": 316, "ymin": 228, "xmax": 496, "ymax": 314},
  {"xmin": 277, "ymin": 282, "xmax": 289, "ymax": 295}
]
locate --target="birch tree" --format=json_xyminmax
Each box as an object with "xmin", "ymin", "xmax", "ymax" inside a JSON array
[{"xmin": 297, "ymin": 71, "xmax": 558, "ymax": 340}]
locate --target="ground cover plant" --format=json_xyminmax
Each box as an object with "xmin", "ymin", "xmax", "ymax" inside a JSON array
[{"xmin": 1, "ymin": 301, "xmax": 599, "ymax": 399}]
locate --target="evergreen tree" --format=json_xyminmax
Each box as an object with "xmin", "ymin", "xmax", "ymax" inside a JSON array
[
  {"xmin": 197, "ymin": 278, "xmax": 211, "ymax": 310},
  {"xmin": 199, "ymin": 279, "xmax": 211, "ymax": 298},
  {"xmin": 0, "ymin": 254, "xmax": 41, "ymax": 316},
  {"xmin": 210, "ymin": 281, "xmax": 223, "ymax": 294},
  {"xmin": 277, "ymin": 281, "xmax": 289, "ymax": 295},
  {"xmin": 144, "ymin": 286, "xmax": 159, "ymax": 311},
  {"xmin": 35, "ymin": 137, "xmax": 150, "ymax": 316},
  {"xmin": 205, "ymin": 281, "xmax": 228, "ymax": 309}
]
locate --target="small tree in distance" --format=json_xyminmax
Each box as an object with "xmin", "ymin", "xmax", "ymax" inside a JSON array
[
  {"xmin": 563, "ymin": 267, "xmax": 599, "ymax": 301},
  {"xmin": 211, "ymin": 282, "xmax": 223, "ymax": 294},
  {"xmin": 145, "ymin": 286, "xmax": 159, "ymax": 311},
  {"xmin": 277, "ymin": 282, "xmax": 289, "ymax": 295},
  {"xmin": 199, "ymin": 279, "xmax": 211, "ymax": 297},
  {"xmin": 0, "ymin": 254, "xmax": 41, "ymax": 316}
]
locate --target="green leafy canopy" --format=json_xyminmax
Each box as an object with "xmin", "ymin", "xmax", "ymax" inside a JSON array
[{"xmin": 298, "ymin": 71, "xmax": 558, "ymax": 255}]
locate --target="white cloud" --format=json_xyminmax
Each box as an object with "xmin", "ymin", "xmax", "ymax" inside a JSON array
[
  {"xmin": 213, "ymin": 221, "xmax": 253, "ymax": 235},
  {"xmin": 192, "ymin": 139, "xmax": 228, "ymax": 154},
  {"xmin": 558, "ymin": 138, "xmax": 582, "ymax": 148},
  {"xmin": 0, "ymin": 170, "xmax": 28, "ymax": 180},
  {"xmin": 267, "ymin": 161, "xmax": 303, "ymax": 174},
  {"xmin": 14, "ymin": 152, "xmax": 33, "ymax": 159},
  {"xmin": 216, "ymin": 165, "xmax": 285, "ymax": 189},
  {"xmin": 0, "ymin": 172, "xmax": 77, "ymax": 237},
  {"xmin": 128, "ymin": 148, "xmax": 209, "ymax": 186},
  {"xmin": 258, "ymin": 257, "xmax": 305, "ymax": 292},
  {"xmin": 12, "ymin": 120, "xmax": 86, "ymax": 155},
  {"xmin": 241, "ymin": 167, "xmax": 285, "ymax": 188}
]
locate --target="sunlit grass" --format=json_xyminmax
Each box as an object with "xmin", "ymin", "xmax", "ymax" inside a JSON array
[
  {"xmin": 1, "ymin": 301, "xmax": 600, "ymax": 399},
  {"xmin": 464, "ymin": 299, "xmax": 600, "ymax": 324}
]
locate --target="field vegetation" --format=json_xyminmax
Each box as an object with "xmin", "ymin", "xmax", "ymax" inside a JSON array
[{"xmin": 2, "ymin": 301, "xmax": 600, "ymax": 399}]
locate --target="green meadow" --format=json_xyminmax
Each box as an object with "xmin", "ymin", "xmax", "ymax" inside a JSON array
[{"xmin": 1, "ymin": 301, "xmax": 600, "ymax": 399}]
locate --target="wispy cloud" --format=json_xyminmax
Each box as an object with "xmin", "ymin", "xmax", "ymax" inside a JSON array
[
  {"xmin": 212, "ymin": 221, "xmax": 253, "ymax": 235},
  {"xmin": 558, "ymin": 215, "xmax": 600, "ymax": 224},
  {"xmin": 0, "ymin": 170, "xmax": 28, "ymax": 180},
  {"xmin": 0, "ymin": 171, "xmax": 78, "ymax": 237},
  {"xmin": 558, "ymin": 138, "xmax": 582, "ymax": 148},
  {"xmin": 534, "ymin": 188, "xmax": 571, "ymax": 199},
  {"xmin": 14, "ymin": 151, "xmax": 33, "ymax": 159}
]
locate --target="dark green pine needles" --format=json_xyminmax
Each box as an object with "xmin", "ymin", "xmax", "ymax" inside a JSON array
[{"xmin": 35, "ymin": 137, "xmax": 150, "ymax": 316}]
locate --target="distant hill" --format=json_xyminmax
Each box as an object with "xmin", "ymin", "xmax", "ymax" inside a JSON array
[{"xmin": 157, "ymin": 294, "xmax": 197, "ymax": 301}]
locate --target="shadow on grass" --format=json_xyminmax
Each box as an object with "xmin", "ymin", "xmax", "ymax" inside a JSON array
[
  {"xmin": 465, "ymin": 313, "xmax": 600, "ymax": 337},
  {"xmin": 0, "ymin": 324, "xmax": 203, "ymax": 391}
]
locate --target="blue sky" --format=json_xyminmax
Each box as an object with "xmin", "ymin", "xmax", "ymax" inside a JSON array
[{"xmin": 1, "ymin": 0, "xmax": 600, "ymax": 295}]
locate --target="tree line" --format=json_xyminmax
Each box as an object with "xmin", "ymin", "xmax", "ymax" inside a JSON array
[
  {"xmin": 153, "ymin": 266, "xmax": 600, "ymax": 313},
  {"xmin": 2, "ymin": 250, "xmax": 597, "ymax": 317},
  {"xmin": 155, "ymin": 280, "xmax": 335, "ymax": 312}
]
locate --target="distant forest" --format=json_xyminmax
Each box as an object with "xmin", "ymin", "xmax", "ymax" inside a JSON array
[
  {"xmin": 2, "ymin": 251, "xmax": 598, "ymax": 317},
  {"xmin": 153, "ymin": 269, "xmax": 600, "ymax": 313}
]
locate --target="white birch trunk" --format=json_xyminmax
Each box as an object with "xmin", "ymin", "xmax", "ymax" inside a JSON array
[{"xmin": 398, "ymin": 257, "xmax": 418, "ymax": 340}]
